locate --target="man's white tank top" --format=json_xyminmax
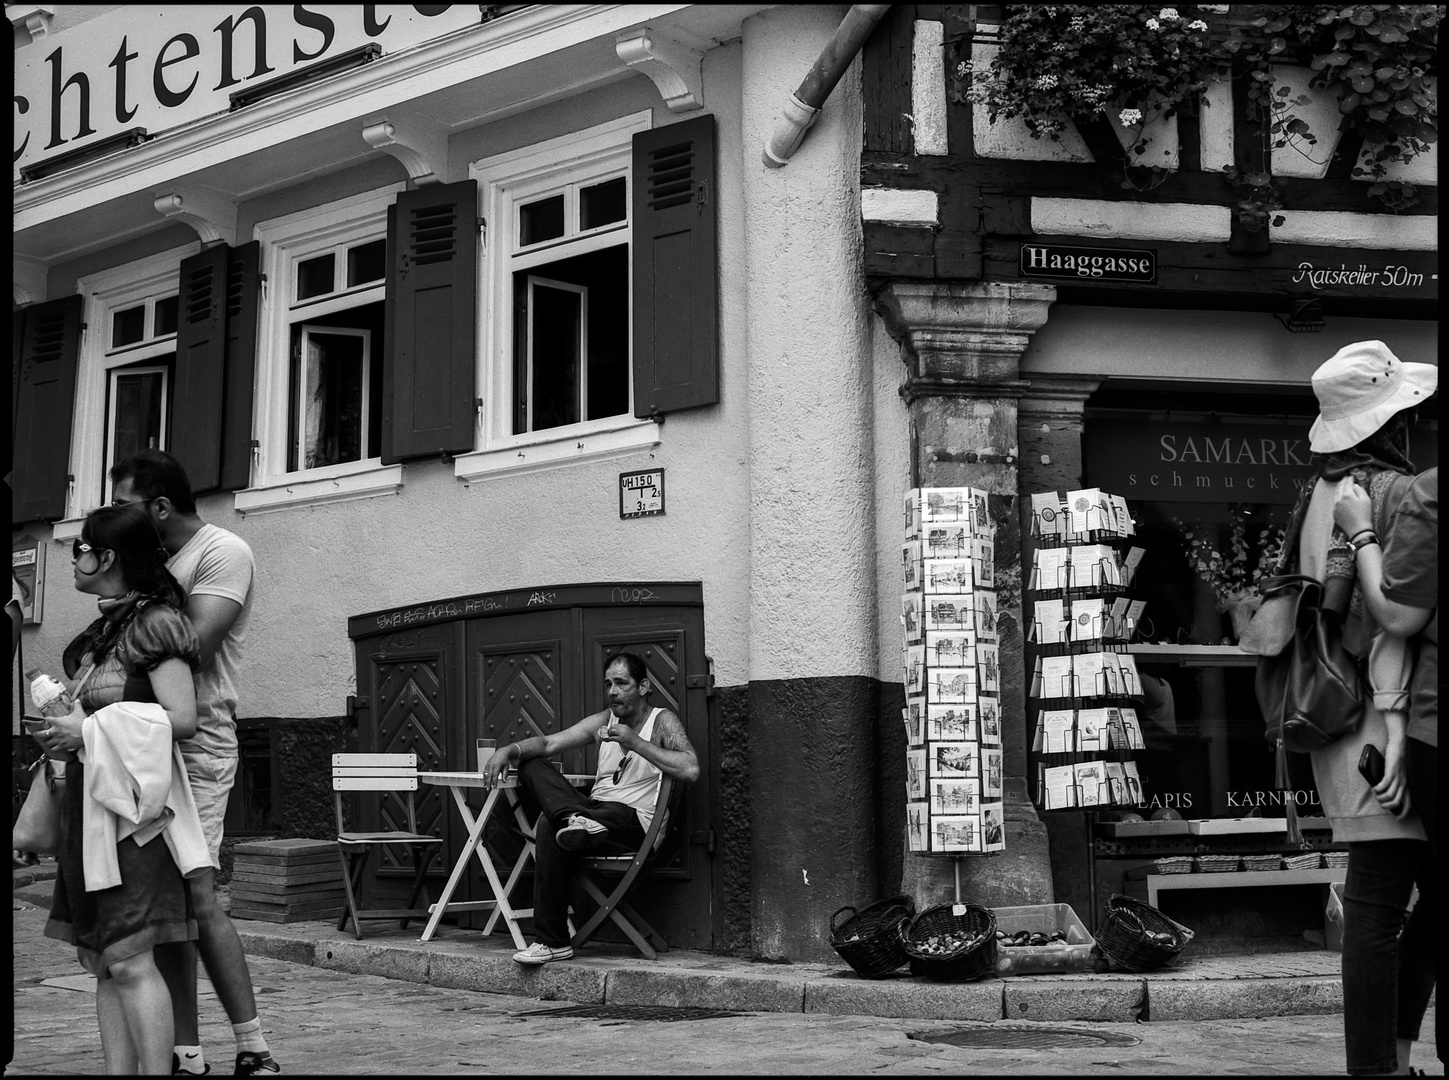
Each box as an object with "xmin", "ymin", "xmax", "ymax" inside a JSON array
[{"xmin": 593, "ymin": 707, "xmax": 666, "ymax": 831}]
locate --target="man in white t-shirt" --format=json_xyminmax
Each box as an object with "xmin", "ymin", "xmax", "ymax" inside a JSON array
[{"xmin": 107, "ymin": 451, "xmax": 277, "ymax": 1076}]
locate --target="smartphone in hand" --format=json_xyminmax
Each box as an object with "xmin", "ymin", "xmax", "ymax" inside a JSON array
[{"xmin": 1358, "ymin": 744, "xmax": 1385, "ymax": 787}]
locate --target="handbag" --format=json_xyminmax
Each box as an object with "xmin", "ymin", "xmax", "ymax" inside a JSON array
[
  {"xmin": 12, "ymin": 759, "xmax": 63, "ymax": 855},
  {"xmin": 12, "ymin": 660, "xmax": 100, "ymax": 857}
]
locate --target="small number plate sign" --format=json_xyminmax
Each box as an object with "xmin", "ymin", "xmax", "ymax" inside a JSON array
[{"xmin": 620, "ymin": 469, "xmax": 665, "ymax": 519}]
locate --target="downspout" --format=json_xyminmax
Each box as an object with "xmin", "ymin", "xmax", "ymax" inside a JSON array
[{"xmin": 762, "ymin": 4, "xmax": 891, "ymax": 168}]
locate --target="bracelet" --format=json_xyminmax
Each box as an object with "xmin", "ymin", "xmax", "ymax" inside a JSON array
[
  {"xmin": 1348, "ymin": 531, "xmax": 1380, "ymax": 553},
  {"xmin": 1348, "ymin": 528, "xmax": 1376, "ymax": 543}
]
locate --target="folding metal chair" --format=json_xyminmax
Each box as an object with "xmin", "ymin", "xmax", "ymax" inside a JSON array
[
  {"xmin": 332, "ymin": 753, "xmax": 443, "ymax": 939},
  {"xmin": 568, "ymin": 773, "xmax": 679, "ymax": 959}
]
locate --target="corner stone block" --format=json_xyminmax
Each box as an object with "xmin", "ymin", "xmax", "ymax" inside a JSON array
[
  {"xmin": 606, "ymin": 968, "xmax": 806, "ymax": 1013},
  {"xmin": 235, "ymin": 931, "xmax": 316, "ymax": 967},
  {"xmin": 314, "ymin": 939, "xmax": 430, "ymax": 984},
  {"xmin": 1003, "ymin": 979, "xmax": 1145, "ymax": 1022},
  {"xmin": 1147, "ymin": 977, "xmax": 1342, "ymax": 1021},
  {"xmin": 805, "ymin": 974, "xmax": 1003, "ymax": 1020}
]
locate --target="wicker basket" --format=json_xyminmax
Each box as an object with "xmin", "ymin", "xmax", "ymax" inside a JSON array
[
  {"xmin": 1096, "ymin": 894, "xmax": 1195, "ymax": 973},
  {"xmin": 829, "ymin": 895, "xmax": 915, "ymax": 978},
  {"xmin": 1153, "ymin": 856, "xmax": 1193, "ymax": 874},
  {"xmin": 1324, "ymin": 852, "xmax": 1349, "ymax": 869},
  {"xmin": 901, "ymin": 903, "xmax": 998, "ymax": 982},
  {"xmin": 1195, "ymin": 855, "xmax": 1242, "ymax": 873},
  {"xmin": 1242, "ymin": 854, "xmax": 1281, "ymax": 872},
  {"xmin": 1283, "ymin": 851, "xmax": 1323, "ymax": 871}
]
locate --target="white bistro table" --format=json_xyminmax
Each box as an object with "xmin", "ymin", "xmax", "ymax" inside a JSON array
[{"xmin": 416, "ymin": 770, "xmax": 589, "ymax": 948}]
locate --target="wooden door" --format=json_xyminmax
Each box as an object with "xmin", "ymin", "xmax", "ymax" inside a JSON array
[{"xmin": 351, "ymin": 623, "xmax": 462, "ymax": 890}]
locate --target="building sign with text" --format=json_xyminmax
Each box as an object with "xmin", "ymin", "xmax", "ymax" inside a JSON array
[
  {"xmin": 14, "ymin": 5, "xmax": 481, "ymax": 181},
  {"xmin": 1085, "ymin": 420, "xmax": 1319, "ymax": 505},
  {"xmin": 1020, "ymin": 243, "xmax": 1157, "ymax": 283}
]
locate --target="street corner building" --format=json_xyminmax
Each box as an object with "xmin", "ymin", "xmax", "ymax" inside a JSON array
[{"xmin": 11, "ymin": 4, "xmax": 1438, "ymax": 962}]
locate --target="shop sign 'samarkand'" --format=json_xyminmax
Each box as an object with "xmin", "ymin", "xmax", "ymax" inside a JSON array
[{"xmin": 13, "ymin": 5, "xmax": 480, "ymax": 182}]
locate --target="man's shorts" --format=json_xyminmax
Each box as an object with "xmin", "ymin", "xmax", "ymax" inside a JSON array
[{"xmin": 179, "ymin": 749, "xmax": 237, "ymax": 865}]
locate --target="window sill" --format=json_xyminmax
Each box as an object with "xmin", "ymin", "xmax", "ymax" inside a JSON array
[
  {"xmin": 235, "ymin": 462, "xmax": 404, "ymax": 516},
  {"xmin": 454, "ymin": 419, "xmax": 662, "ymax": 482}
]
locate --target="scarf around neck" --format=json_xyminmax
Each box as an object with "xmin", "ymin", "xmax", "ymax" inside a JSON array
[{"xmin": 1315, "ymin": 414, "xmax": 1416, "ymax": 481}]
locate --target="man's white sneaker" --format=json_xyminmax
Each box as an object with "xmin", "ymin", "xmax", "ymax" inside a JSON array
[
  {"xmin": 555, "ymin": 814, "xmax": 608, "ymax": 852},
  {"xmin": 513, "ymin": 942, "xmax": 574, "ymax": 965}
]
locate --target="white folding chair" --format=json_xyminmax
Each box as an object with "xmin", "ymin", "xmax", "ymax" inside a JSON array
[{"xmin": 332, "ymin": 753, "xmax": 443, "ymax": 940}]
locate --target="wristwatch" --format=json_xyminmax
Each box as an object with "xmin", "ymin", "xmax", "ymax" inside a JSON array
[{"xmin": 1347, "ymin": 530, "xmax": 1380, "ymax": 553}]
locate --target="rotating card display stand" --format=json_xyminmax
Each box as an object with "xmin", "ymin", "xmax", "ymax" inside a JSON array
[
  {"xmin": 1026, "ymin": 489, "xmax": 1151, "ymax": 920},
  {"xmin": 902, "ymin": 487, "xmax": 1005, "ymax": 873}
]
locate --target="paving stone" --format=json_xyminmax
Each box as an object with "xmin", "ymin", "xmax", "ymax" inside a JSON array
[
  {"xmin": 427, "ymin": 950, "xmax": 608, "ymax": 1004},
  {"xmin": 1002, "ymin": 978, "xmax": 1146, "ymax": 1022},
  {"xmin": 804, "ymin": 972, "xmax": 1003, "ymax": 1020},
  {"xmin": 606, "ymin": 967, "xmax": 806, "ymax": 1013},
  {"xmin": 1148, "ymin": 976, "xmax": 1343, "ymax": 1021}
]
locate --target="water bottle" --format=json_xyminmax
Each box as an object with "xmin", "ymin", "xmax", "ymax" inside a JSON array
[{"xmin": 26, "ymin": 669, "xmax": 75, "ymax": 718}]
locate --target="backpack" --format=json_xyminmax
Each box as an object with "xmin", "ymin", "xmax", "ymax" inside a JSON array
[{"xmin": 1242, "ymin": 470, "xmax": 1413, "ymax": 842}]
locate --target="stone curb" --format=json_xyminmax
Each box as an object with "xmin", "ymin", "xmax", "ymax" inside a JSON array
[
  {"xmin": 14, "ymin": 882, "xmax": 1344, "ymax": 1024},
  {"xmin": 226, "ymin": 922, "xmax": 1342, "ymax": 1024}
]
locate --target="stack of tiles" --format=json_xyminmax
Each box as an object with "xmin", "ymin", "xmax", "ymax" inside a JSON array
[
  {"xmin": 228, "ymin": 838, "xmax": 345, "ymax": 924},
  {"xmin": 902, "ymin": 486, "xmax": 1005, "ymax": 856}
]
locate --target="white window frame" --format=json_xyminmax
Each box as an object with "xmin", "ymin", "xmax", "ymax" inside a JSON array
[
  {"xmin": 56, "ymin": 243, "xmax": 197, "ymax": 539},
  {"xmin": 242, "ymin": 184, "xmax": 406, "ymax": 516},
  {"xmin": 459, "ymin": 111, "xmax": 659, "ymax": 483},
  {"xmin": 104, "ymin": 362, "xmax": 171, "ymax": 485},
  {"xmin": 524, "ymin": 275, "xmax": 588, "ymax": 432}
]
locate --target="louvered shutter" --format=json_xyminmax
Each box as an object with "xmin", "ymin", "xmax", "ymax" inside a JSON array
[
  {"xmin": 218, "ymin": 241, "xmax": 261, "ymax": 491},
  {"xmin": 13, "ymin": 295, "xmax": 84, "ymax": 522},
  {"xmin": 382, "ymin": 179, "xmax": 478, "ymax": 464},
  {"xmin": 631, "ymin": 114, "xmax": 719, "ymax": 419},
  {"xmin": 170, "ymin": 244, "xmax": 230, "ymax": 494}
]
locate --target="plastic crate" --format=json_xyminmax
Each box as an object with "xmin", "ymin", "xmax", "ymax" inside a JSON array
[{"xmin": 990, "ymin": 903, "xmax": 1095, "ymax": 976}]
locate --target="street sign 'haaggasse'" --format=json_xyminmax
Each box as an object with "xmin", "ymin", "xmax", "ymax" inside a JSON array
[{"xmin": 1020, "ymin": 243, "xmax": 1156, "ymax": 283}]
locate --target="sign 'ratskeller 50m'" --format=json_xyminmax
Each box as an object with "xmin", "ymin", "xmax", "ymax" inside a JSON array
[{"xmin": 1019, "ymin": 243, "xmax": 1157, "ymax": 283}]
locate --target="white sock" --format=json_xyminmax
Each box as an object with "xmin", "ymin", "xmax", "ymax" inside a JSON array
[
  {"xmin": 174, "ymin": 1045, "xmax": 206, "ymax": 1074},
  {"xmin": 232, "ymin": 1017, "xmax": 268, "ymax": 1056}
]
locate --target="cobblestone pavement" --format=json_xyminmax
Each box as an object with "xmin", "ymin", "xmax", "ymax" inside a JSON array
[{"xmin": 12, "ymin": 899, "xmax": 1442, "ymax": 1076}]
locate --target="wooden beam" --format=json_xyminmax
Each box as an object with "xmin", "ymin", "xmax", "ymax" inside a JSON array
[
  {"xmin": 862, "ymin": 4, "xmax": 917, "ymax": 155},
  {"xmin": 864, "ymin": 221, "xmax": 937, "ymax": 279}
]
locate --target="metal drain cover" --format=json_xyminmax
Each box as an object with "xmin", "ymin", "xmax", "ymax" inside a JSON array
[
  {"xmin": 515, "ymin": 1004, "xmax": 744, "ymax": 1023},
  {"xmin": 910, "ymin": 1026, "xmax": 1140, "ymax": 1050}
]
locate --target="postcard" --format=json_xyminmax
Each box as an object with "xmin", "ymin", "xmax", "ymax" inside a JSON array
[{"xmin": 928, "ymin": 703, "xmax": 977, "ymax": 742}]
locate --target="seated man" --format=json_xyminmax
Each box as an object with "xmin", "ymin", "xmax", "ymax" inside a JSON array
[{"xmin": 479, "ymin": 652, "xmax": 700, "ymax": 965}]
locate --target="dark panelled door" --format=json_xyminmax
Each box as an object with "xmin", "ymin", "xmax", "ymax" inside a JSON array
[{"xmin": 352, "ymin": 623, "xmax": 461, "ymax": 891}]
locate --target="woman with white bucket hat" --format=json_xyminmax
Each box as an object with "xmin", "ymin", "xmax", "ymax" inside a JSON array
[{"xmin": 1298, "ymin": 339, "xmax": 1436, "ymax": 1076}]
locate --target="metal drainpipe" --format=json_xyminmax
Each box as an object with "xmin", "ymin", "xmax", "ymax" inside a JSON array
[{"xmin": 762, "ymin": 4, "xmax": 892, "ymax": 168}]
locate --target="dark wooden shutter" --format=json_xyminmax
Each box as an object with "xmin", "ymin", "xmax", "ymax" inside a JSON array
[
  {"xmin": 170, "ymin": 243, "xmax": 230, "ymax": 494},
  {"xmin": 631, "ymin": 114, "xmax": 719, "ymax": 419},
  {"xmin": 382, "ymin": 179, "xmax": 477, "ymax": 464},
  {"xmin": 13, "ymin": 295, "xmax": 84, "ymax": 522},
  {"xmin": 218, "ymin": 241, "xmax": 261, "ymax": 491}
]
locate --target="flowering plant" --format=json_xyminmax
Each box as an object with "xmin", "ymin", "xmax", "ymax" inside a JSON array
[
  {"xmin": 1172, "ymin": 510, "xmax": 1286, "ymax": 608},
  {"xmin": 960, "ymin": 5, "xmax": 1224, "ymax": 175}
]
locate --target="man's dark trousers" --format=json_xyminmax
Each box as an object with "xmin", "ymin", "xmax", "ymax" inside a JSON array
[{"xmin": 514, "ymin": 758, "xmax": 646, "ymax": 946}]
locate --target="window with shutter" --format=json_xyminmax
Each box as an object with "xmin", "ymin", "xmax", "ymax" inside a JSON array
[
  {"xmin": 170, "ymin": 244, "xmax": 230, "ymax": 495},
  {"xmin": 464, "ymin": 112, "xmax": 676, "ymax": 480},
  {"xmin": 13, "ymin": 295, "xmax": 84, "ymax": 523},
  {"xmin": 244, "ymin": 184, "xmax": 408, "ymax": 513},
  {"xmin": 631, "ymin": 113, "xmax": 718, "ymax": 419},
  {"xmin": 381, "ymin": 179, "xmax": 478, "ymax": 463}
]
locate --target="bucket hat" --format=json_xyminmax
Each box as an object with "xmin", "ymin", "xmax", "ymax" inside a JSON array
[{"xmin": 1308, "ymin": 340, "xmax": 1437, "ymax": 454}]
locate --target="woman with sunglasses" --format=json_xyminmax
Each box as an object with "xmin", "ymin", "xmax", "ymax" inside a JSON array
[{"xmin": 32, "ymin": 504, "xmax": 205, "ymax": 1075}]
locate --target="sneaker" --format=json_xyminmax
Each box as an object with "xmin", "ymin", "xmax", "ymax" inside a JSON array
[
  {"xmin": 555, "ymin": 814, "xmax": 608, "ymax": 852},
  {"xmin": 171, "ymin": 1054, "xmax": 211, "ymax": 1075},
  {"xmin": 512, "ymin": 941, "xmax": 574, "ymax": 965},
  {"xmin": 234, "ymin": 1052, "xmax": 280, "ymax": 1075}
]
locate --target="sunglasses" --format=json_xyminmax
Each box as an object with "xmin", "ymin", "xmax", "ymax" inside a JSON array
[
  {"xmin": 612, "ymin": 752, "xmax": 633, "ymax": 785},
  {"xmin": 72, "ymin": 540, "xmax": 107, "ymax": 567},
  {"xmin": 110, "ymin": 495, "xmax": 159, "ymax": 509}
]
